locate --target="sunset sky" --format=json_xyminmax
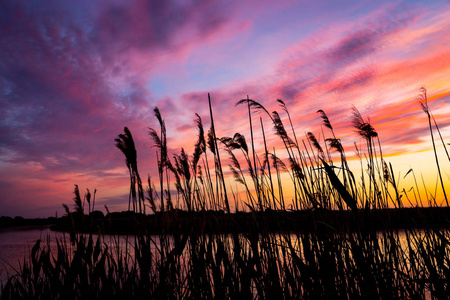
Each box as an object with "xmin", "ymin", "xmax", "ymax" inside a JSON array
[{"xmin": 2, "ymin": 0, "xmax": 450, "ymax": 217}]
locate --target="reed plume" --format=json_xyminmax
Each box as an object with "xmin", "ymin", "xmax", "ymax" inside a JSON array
[
  {"xmin": 317, "ymin": 109, "xmax": 333, "ymax": 130},
  {"xmin": 351, "ymin": 107, "xmax": 377, "ymax": 140},
  {"xmin": 116, "ymin": 127, "xmax": 144, "ymax": 214},
  {"xmin": 73, "ymin": 184, "xmax": 83, "ymax": 213}
]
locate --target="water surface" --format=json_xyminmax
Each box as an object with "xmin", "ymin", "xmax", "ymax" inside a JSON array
[{"xmin": 0, "ymin": 226, "xmax": 55, "ymax": 284}]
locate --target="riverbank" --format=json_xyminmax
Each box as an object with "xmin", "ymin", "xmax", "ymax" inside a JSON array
[{"xmin": 3, "ymin": 206, "xmax": 447, "ymax": 235}]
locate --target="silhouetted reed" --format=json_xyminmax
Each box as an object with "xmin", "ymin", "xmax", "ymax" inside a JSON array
[
  {"xmin": 420, "ymin": 88, "xmax": 448, "ymax": 206},
  {"xmin": 2, "ymin": 89, "xmax": 450, "ymax": 299}
]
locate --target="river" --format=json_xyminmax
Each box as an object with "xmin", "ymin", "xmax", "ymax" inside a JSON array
[{"xmin": 0, "ymin": 226, "xmax": 56, "ymax": 285}]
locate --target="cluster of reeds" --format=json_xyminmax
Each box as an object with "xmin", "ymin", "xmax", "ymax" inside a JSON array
[{"xmin": 2, "ymin": 89, "xmax": 450, "ymax": 299}]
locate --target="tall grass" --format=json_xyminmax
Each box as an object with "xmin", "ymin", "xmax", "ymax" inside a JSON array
[{"xmin": 2, "ymin": 89, "xmax": 450, "ymax": 299}]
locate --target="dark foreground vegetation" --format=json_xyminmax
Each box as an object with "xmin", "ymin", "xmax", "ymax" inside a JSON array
[{"xmin": 2, "ymin": 89, "xmax": 450, "ymax": 299}]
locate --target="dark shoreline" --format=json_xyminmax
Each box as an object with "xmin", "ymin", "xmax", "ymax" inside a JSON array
[
  {"xmin": 3, "ymin": 207, "xmax": 449, "ymax": 235},
  {"xmin": 0, "ymin": 216, "xmax": 59, "ymax": 229}
]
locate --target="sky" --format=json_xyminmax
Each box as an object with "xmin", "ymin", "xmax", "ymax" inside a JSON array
[{"xmin": 1, "ymin": 0, "xmax": 450, "ymax": 217}]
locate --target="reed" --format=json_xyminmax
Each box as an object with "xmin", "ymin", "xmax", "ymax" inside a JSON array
[{"xmin": 2, "ymin": 90, "xmax": 450, "ymax": 299}]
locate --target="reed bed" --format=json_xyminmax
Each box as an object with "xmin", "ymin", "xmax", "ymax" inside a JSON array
[{"xmin": 2, "ymin": 90, "xmax": 450, "ymax": 299}]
